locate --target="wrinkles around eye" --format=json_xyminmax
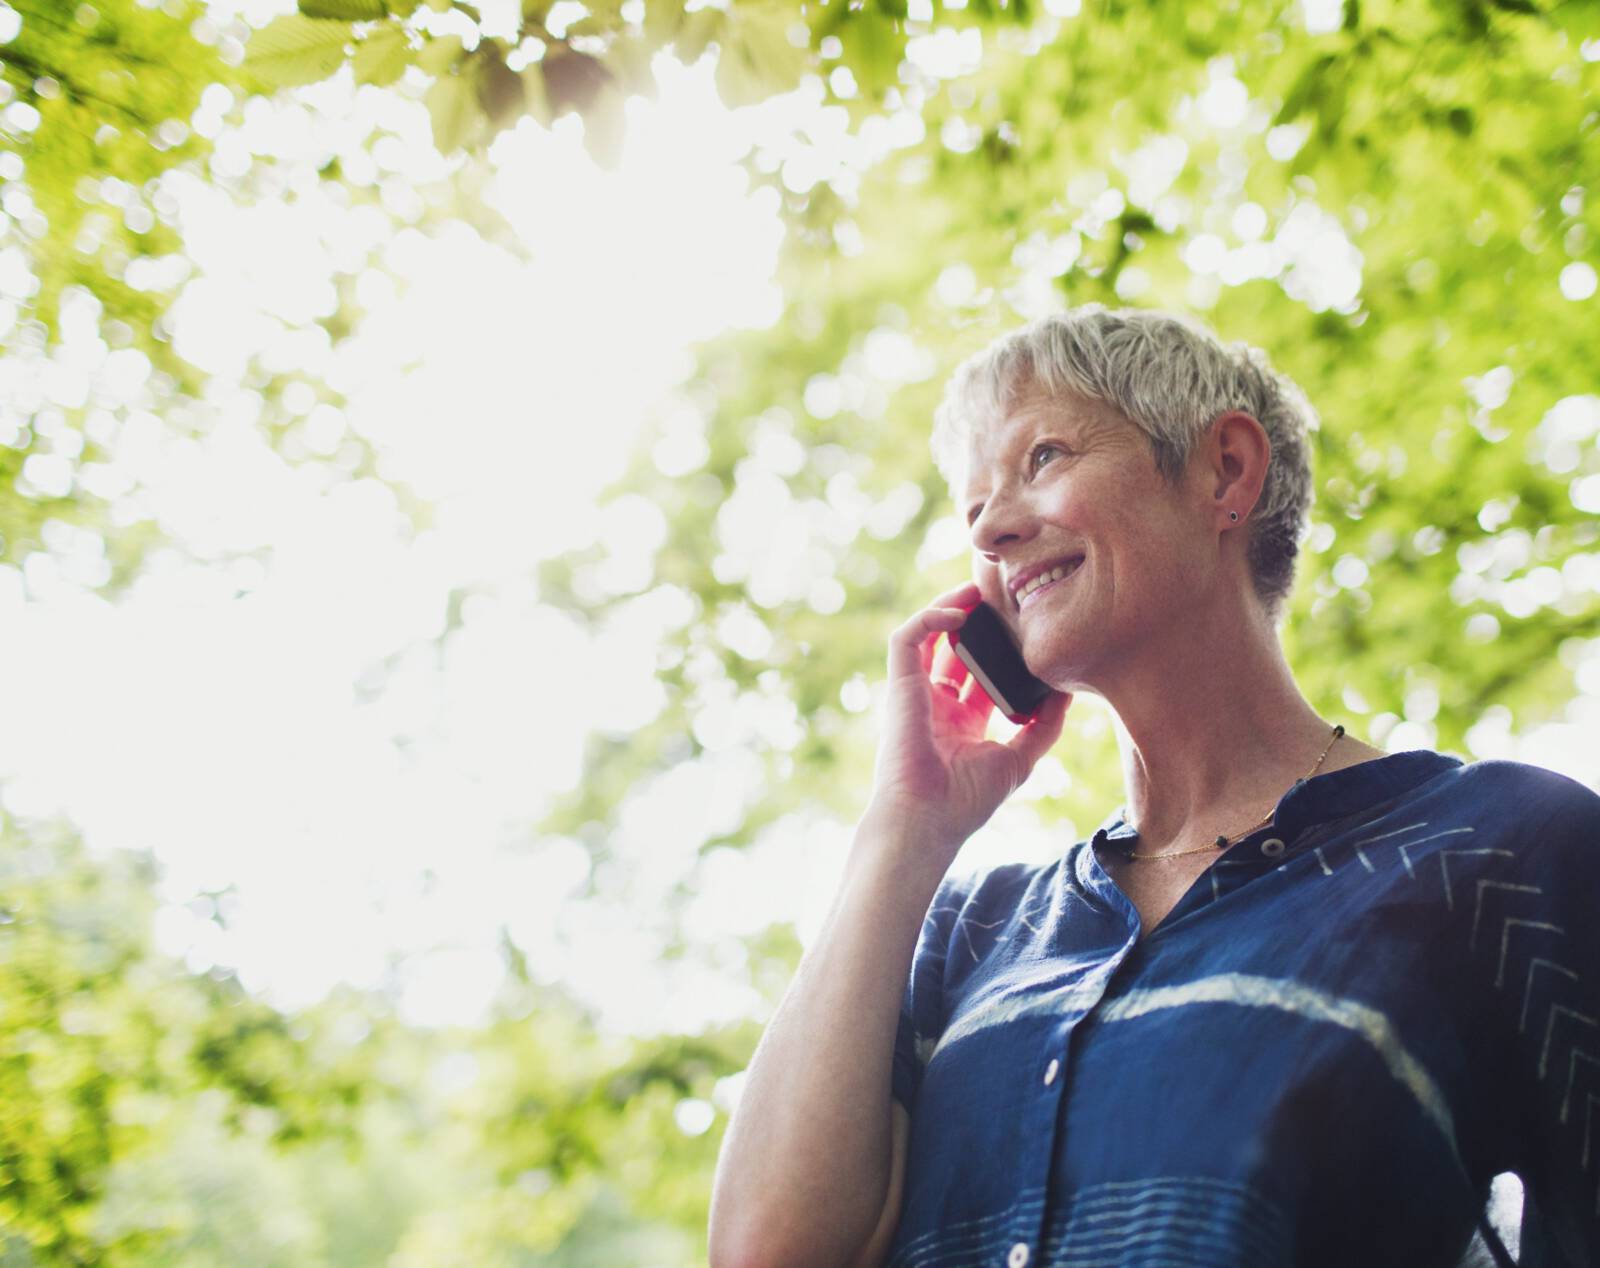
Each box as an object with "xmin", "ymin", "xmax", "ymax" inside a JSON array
[{"xmin": 966, "ymin": 445, "xmax": 1067, "ymax": 525}]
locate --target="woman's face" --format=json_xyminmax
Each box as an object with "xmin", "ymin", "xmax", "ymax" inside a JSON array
[{"xmin": 959, "ymin": 384, "xmax": 1219, "ymax": 692}]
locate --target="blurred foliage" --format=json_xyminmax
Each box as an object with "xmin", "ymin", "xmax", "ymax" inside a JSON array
[
  {"xmin": 5, "ymin": 0, "xmax": 1600, "ymax": 1261},
  {"xmin": 0, "ymin": 0, "xmax": 499, "ymax": 587},
  {"xmin": 0, "ymin": 0, "xmax": 217, "ymax": 363},
  {"xmin": 0, "ymin": 810, "xmax": 750, "ymax": 1263},
  {"xmin": 0, "ymin": 0, "xmax": 223, "ymax": 581},
  {"xmin": 0, "ymin": 812, "xmax": 386, "ymax": 1262}
]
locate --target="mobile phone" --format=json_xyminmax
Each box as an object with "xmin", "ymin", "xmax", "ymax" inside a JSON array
[{"xmin": 947, "ymin": 601, "xmax": 1055, "ymax": 724}]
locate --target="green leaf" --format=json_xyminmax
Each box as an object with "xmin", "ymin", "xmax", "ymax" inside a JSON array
[
  {"xmin": 1312, "ymin": 63, "xmax": 1349, "ymax": 145},
  {"xmin": 542, "ymin": 50, "xmax": 615, "ymax": 115},
  {"xmin": 418, "ymin": 33, "xmax": 466, "ymax": 75},
  {"xmin": 244, "ymin": 14, "xmax": 354, "ymax": 87},
  {"xmin": 581, "ymin": 84, "xmax": 626, "ymax": 168},
  {"xmin": 1546, "ymin": 0, "xmax": 1600, "ymax": 39},
  {"xmin": 834, "ymin": 11, "xmax": 899, "ymax": 94},
  {"xmin": 426, "ymin": 69, "xmax": 481, "ymax": 152},
  {"xmin": 1274, "ymin": 52, "xmax": 1336, "ymax": 126},
  {"xmin": 714, "ymin": 5, "xmax": 803, "ymax": 108},
  {"xmin": 476, "ymin": 47, "xmax": 525, "ymax": 125},
  {"xmin": 353, "ymin": 25, "xmax": 410, "ymax": 86},
  {"xmin": 299, "ymin": 0, "xmax": 386, "ymax": 18},
  {"xmin": 674, "ymin": 7, "xmax": 724, "ymax": 64},
  {"xmin": 644, "ymin": 0, "xmax": 685, "ymax": 44},
  {"xmin": 521, "ymin": 63, "xmax": 556, "ymax": 126},
  {"xmin": 601, "ymin": 32, "xmax": 660, "ymax": 99}
]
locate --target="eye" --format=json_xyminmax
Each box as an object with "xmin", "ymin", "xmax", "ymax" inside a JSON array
[{"xmin": 1030, "ymin": 442, "xmax": 1064, "ymax": 473}]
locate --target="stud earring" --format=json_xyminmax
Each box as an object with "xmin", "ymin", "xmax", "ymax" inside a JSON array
[{"xmin": 1229, "ymin": 511, "xmax": 1239, "ymax": 522}]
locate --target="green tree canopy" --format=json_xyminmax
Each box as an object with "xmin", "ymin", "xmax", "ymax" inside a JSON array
[{"xmin": 3, "ymin": 0, "xmax": 1598, "ymax": 1261}]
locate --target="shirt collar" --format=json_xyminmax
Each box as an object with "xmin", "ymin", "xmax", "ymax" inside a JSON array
[{"xmin": 1088, "ymin": 748, "xmax": 1465, "ymax": 858}]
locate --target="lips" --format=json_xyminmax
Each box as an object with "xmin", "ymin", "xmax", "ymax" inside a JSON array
[{"xmin": 1012, "ymin": 555, "xmax": 1085, "ymax": 610}]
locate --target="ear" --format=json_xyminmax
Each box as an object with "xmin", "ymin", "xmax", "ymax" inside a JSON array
[{"xmin": 1204, "ymin": 410, "xmax": 1270, "ymax": 527}]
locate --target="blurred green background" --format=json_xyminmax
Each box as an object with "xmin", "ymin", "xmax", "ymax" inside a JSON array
[{"xmin": 2, "ymin": 0, "xmax": 1598, "ymax": 1261}]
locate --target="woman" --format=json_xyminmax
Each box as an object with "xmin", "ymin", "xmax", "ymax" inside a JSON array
[{"xmin": 707, "ymin": 306, "xmax": 1600, "ymax": 1268}]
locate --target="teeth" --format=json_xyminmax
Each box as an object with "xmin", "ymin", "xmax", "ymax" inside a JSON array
[
  {"xmin": 1017, "ymin": 558, "xmax": 1081, "ymax": 603},
  {"xmin": 1021, "ymin": 567, "xmax": 1062, "ymax": 598}
]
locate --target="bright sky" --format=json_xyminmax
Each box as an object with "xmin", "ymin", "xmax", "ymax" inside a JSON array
[
  {"xmin": 1, "ymin": 19, "xmax": 1598, "ymax": 1043},
  {"xmin": 0, "ymin": 47, "xmax": 816, "ymax": 1033}
]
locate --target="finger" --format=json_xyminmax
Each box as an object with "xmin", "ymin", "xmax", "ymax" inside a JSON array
[
  {"xmin": 1005, "ymin": 691, "xmax": 1071, "ymax": 768},
  {"xmin": 889, "ymin": 607, "xmax": 971, "ymax": 686},
  {"xmin": 927, "ymin": 579, "xmax": 982, "ymax": 611},
  {"xmin": 927, "ymin": 636, "xmax": 997, "ymax": 731},
  {"xmin": 958, "ymin": 673, "xmax": 997, "ymax": 731},
  {"xmin": 928, "ymin": 666, "xmax": 965, "ymax": 695},
  {"xmin": 929, "ymin": 632, "xmax": 969, "ymax": 687}
]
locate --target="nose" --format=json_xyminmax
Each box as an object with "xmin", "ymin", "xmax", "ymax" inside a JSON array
[{"xmin": 970, "ymin": 489, "xmax": 1037, "ymax": 559}]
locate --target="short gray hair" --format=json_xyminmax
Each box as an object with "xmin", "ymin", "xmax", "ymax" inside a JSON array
[{"xmin": 930, "ymin": 304, "xmax": 1318, "ymax": 623}]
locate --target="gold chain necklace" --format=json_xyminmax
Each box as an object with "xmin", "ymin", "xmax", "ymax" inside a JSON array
[{"xmin": 1121, "ymin": 724, "xmax": 1345, "ymax": 861}]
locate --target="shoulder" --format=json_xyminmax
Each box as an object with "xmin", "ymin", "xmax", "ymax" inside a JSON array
[
  {"xmin": 1437, "ymin": 757, "xmax": 1600, "ymax": 878},
  {"xmin": 1445, "ymin": 756, "xmax": 1600, "ymax": 821},
  {"xmin": 959, "ymin": 856, "xmax": 1066, "ymax": 915},
  {"xmin": 917, "ymin": 858, "xmax": 1058, "ymax": 951},
  {"xmin": 925, "ymin": 859, "xmax": 1038, "ymax": 924}
]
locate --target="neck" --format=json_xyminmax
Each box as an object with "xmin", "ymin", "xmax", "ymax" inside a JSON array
[{"xmin": 1099, "ymin": 593, "xmax": 1339, "ymax": 851}]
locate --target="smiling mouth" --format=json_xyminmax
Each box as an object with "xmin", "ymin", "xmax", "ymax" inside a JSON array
[{"xmin": 1016, "ymin": 557, "xmax": 1084, "ymax": 610}]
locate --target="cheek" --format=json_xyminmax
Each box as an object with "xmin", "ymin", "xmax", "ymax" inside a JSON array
[
  {"xmin": 971, "ymin": 557, "xmax": 1005, "ymax": 608},
  {"xmin": 1127, "ymin": 522, "xmax": 1203, "ymax": 598}
]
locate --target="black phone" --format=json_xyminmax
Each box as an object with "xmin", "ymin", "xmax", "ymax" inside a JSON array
[{"xmin": 948, "ymin": 601, "xmax": 1055, "ymax": 723}]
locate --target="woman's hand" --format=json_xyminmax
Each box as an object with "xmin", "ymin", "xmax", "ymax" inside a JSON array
[{"xmin": 863, "ymin": 580, "xmax": 1071, "ymax": 855}]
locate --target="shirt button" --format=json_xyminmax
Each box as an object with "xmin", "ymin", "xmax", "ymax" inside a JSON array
[
  {"xmin": 1043, "ymin": 1058, "xmax": 1060, "ymax": 1085},
  {"xmin": 1261, "ymin": 837, "xmax": 1286, "ymax": 857},
  {"xmin": 1007, "ymin": 1244, "xmax": 1030, "ymax": 1268}
]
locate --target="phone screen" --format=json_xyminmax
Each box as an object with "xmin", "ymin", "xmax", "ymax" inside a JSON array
[{"xmin": 947, "ymin": 602, "xmax": 1055, "ymax": 723}]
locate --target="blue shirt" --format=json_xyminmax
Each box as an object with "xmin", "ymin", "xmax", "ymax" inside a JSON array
[{"xmin": 888, "ymin": 750, "xmax": 1600, "ymax": 1268}]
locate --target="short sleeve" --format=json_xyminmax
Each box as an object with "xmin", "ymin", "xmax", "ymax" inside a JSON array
[
  {"xmin": 890, "ymin": 870, "xmax": 975, "ymax": 1114},
  {"xmin": 1483, "ymin": 769, "xmax": 1600, "ymax": 1267}
]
